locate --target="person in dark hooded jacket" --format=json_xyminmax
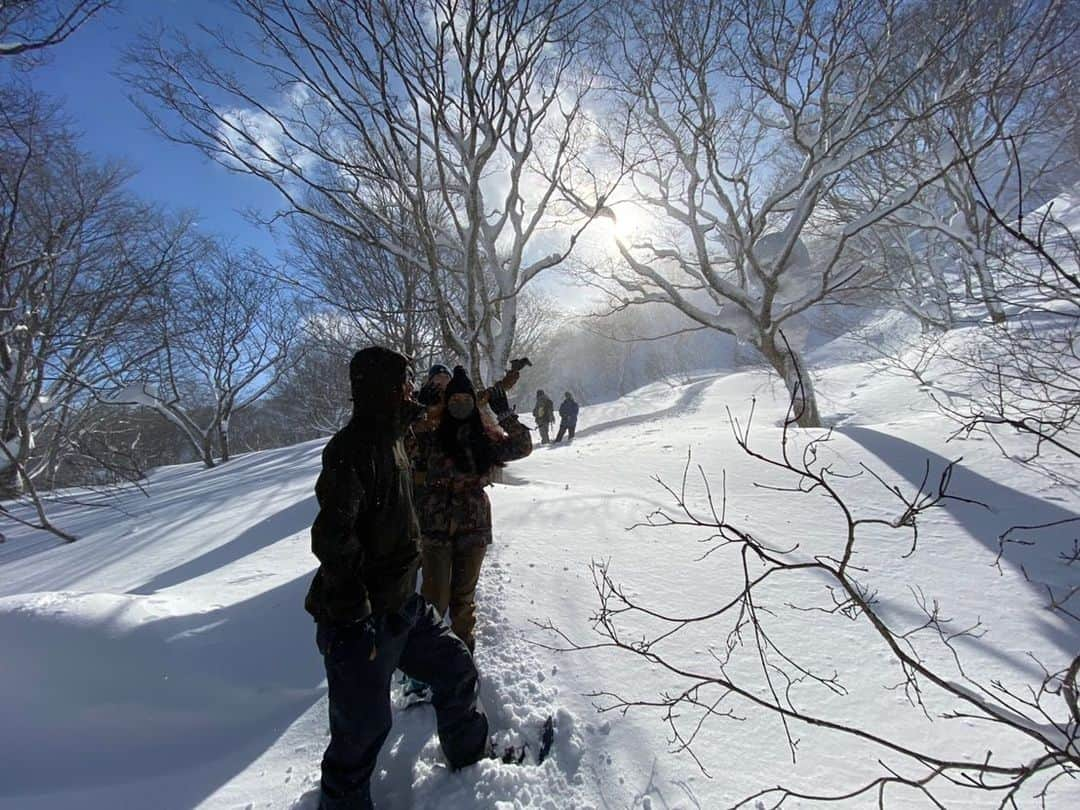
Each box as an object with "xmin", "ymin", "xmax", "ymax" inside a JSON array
[
  {"xmin": 554, "ymin": 391, "xmax": 579, "ymax": 443},
  {"xmin": 410, "ymin": 365, "xmax": 532, "ymax": 653},
  {"xmin": 306, "ymin": 346, "xmax": 488, "ymax": 810}
]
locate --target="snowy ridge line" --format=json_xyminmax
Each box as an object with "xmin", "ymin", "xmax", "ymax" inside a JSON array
[{"xmin": 571, "ymin": 377, "xmax": 718, "ymax": 442}]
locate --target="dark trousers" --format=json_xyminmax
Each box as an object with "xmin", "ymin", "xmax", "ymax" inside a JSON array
[
  {"xmin": 555, "ymin": 419, "xmax": 576, "ymax": 443},
  {"xmin": 316, "ymin": 594, "xmax": 488, "ymax": 809},
  {"xmin": 538, "ymin": 421, "xmax": 552, "ymax": 444},
  {"xmin": 421, "ymin": 541, "xmax": 487, "ymax": 652}
]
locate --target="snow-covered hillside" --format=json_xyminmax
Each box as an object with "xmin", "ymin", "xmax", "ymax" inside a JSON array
[{"xmin": 1, "ymin": 352, "xmax": 1077, "ymax": 809}]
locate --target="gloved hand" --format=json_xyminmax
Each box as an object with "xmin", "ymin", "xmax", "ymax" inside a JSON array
[
  {"xmin": 487, "ymin": 384, "xmax": 511, "ymax": 417},
  {"xmin": 341, "ymin": 613, "xmax": 383, "ymax": 661},
  {"xmin": 498, "ymin": 358, "xmax": 531, "ymax": 392},
  {"xmin": 416, "ymin": 380, "xmax": 441, "ymax": 406}
]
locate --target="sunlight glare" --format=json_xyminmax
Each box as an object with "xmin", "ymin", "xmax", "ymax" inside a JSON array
[{"xmin": 597, "ymin": 203, "xmax": 650, "ymax": 253}]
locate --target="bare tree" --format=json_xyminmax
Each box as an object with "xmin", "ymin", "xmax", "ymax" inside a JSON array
[
  {"xmin": 112, "ymin": 243, "xmax": 302, "ymax": 466},
  {"xmin": 540, "ymin": 346, "xmax": 1078, "ymax": 807},
  {"xmin": 510, "ymin": 289, "xmax": 563, "ymax": 360},
  {"xmin": 267, "ymin": 319, "xmax": 354, "ymax": 440},
  {"xmin": 126, "ymin": 0, "xmax": 609, "ymax": 386},
  {"xmin": 928, "ymin": 139, "xmax": 1080, "ymax": 465},
  {"xmin": 0, "ymin": 90, "xmax": 192, "ymax": 537},
  {"xmin": 288, "ymin": 200, "xmax": 443, "ymax": 365},
  {"xmin": 0, "ymin": 0, "xmax": 112, "ymax": 61},
  {"xmin": 27, "ymin": 394, "xmax": 188, "ymax": 491},
  {"xmin": 590, "ymin": 0, "xmax": 1069, "ymax": 427},
  {"xmin": 846, "ymin": 0, "xmax": 1077, "ymax": 329}
]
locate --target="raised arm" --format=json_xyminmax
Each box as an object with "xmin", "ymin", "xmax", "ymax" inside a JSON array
[{"xmin": 487, "ymin": 386, "xmax": 533, "ymax": 464}]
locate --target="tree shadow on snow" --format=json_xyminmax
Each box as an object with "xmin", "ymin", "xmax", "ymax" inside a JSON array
[
  {"xmin": 840, "ymin": 426, "xmax": 1079, "ymax": 657},
  {"xmin": 0, "ymin": 573, "xmax": 326, "ymax": 809},
  {"xmin": 131, "ymin": 495, "xmax": 318, "ymax": 594},
  {"xmin": 872, "ymin": 592, "xmax": 1057, "ymax": 682}
]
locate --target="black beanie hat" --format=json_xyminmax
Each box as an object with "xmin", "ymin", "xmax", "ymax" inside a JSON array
[
  {"xmin": 427, "ymin": 363, "xmax": 451, "ymax": 380},
  {"xmin": 445, "ymin": 365, "xmax": 475, "ymax": 399}
]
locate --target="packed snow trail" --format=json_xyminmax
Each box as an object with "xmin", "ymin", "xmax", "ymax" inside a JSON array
[{"xmin": 1, "ymin": 362, "xmax": 1079, "ymax": 808}]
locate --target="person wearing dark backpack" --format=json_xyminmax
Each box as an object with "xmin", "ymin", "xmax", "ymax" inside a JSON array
[{"xmin": 532, "ymin": 388, "xmax": 555, "ymax": 444}]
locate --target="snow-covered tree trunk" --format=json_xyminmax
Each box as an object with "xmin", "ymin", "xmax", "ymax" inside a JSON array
[
  {"xmin": 756, "ymin": 334, "xmax": 821, "ymax": 429},
  {"xmin": 109, "ymin": 388, "xmax": 214, "ymax": 469},
  {"xmin": 970, "ymin": 254, "xmax": 1008, "ymax": 324},
  {"xmin": 217, "ymin": 417, "xmax": 230, "ymax": 465},
  {"xmin": 200, "ymin": 430, "xmax": 215, "ymax": 469},
  {"xmin": 0, "ymin": 425, "xmax": 30, "ymax": 499}
]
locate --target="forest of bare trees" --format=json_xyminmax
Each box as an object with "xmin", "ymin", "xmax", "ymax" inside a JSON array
[
  {"xmin": 2, "ymin": 0, "xmax": 1079, "ymax": 804},
  {"xmin": 2, "ymin": 0, "xmax": 1076, "ymax": 528}
]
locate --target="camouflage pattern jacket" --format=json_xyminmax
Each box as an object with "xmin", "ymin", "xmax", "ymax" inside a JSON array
[
  {"xmin": 533, "ymin": 394, "xmax": 555, "ymax": 426},
  {"xmin": 410, "ymin": 412, "xmax": 532, "ymax": 547}
]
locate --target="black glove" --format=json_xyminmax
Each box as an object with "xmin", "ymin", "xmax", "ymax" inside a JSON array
[
  {"xmin": 509, "ymin": 357, "xmax": 532, "ymax": 373},
  {"xmin": 338, "ymin": 613, "xmax": 383, "ymax": 661},
  {"xmin": 417, "ymin": 381, "xmax": 441, "ymax": 406},
  {"xmin": 488, "ymin": 384, "xmax": 511, "ymax": 416},
  {"xmin": 342, "ymin": 609, "xmax": 409, "ymax": 661}
]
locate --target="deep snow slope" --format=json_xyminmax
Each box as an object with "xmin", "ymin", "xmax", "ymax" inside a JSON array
[{"xmin": 1, "ymin": 358, "xmax": 1078, "ymax": 809}]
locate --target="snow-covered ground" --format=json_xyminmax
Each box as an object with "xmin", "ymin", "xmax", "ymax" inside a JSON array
[{"xmin": 2, "ymin": 346, "xmax": 1078, "ymax": 809}]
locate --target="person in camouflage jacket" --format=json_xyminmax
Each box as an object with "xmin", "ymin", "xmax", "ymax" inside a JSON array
[
  {"xmin": 532, "ymin": 389, "xmax": 555, "ymax": 444},
  {"xmin": 410, "ymin": 365, "xmax": 532, "ymax": 652}
]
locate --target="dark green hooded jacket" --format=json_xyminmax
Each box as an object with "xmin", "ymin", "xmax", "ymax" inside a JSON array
[{"xmin": 304, "ymin": 347, "xmax": 421, "ymax": 625}]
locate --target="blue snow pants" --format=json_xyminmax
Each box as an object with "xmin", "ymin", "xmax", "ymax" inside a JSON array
[{"xmin": 315, "ymin": 593, "xmax": 488, "ymax": 810}]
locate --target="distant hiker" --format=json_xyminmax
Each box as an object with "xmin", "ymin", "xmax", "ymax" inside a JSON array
[
  {"xmin": 305, "ymin": 346, "xmax": 488, "ymax": 809},
  {"xmin": 554, "ymin": 391, "xmax": 579, "ymax": 444},
  {"xmin": 532, "ymin": 388, "xmax": 555, "ymax": 444},
  {"xmin": 410, "ymin": 365, "xmax": 532, "ymax": 653}
]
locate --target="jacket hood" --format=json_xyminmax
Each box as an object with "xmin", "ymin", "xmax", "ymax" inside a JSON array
[{"xmin": 349, "ymin": 346, "xmax": 412, "ymax": 429}]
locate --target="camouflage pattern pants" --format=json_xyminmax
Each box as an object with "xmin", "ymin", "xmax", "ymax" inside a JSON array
[{"xmin": 421, "ymin": 539, "xmax": 487, "ymax": 652}]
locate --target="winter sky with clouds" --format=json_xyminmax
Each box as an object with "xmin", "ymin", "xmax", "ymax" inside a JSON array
[
  {"xmin": 22, "ymin": 1, "xmax": 617, "ymax": 310},
  {"xmin": 25, "ymin": 0, "xmax": 283, "ymax": 260}
]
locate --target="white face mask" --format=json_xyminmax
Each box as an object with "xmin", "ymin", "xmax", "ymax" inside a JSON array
[{"xmin": 447, "ymin": 399, "xmax": 475, "ymax": 421}]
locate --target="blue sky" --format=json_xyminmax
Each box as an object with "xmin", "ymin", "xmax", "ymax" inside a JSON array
[
  {"xmin": 22, "ymin": 0, "xmax": 283, "ymax": 258},
  {"xmin": 14, "ymin": 0, "xmax": 597, "ymax": 305}
]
